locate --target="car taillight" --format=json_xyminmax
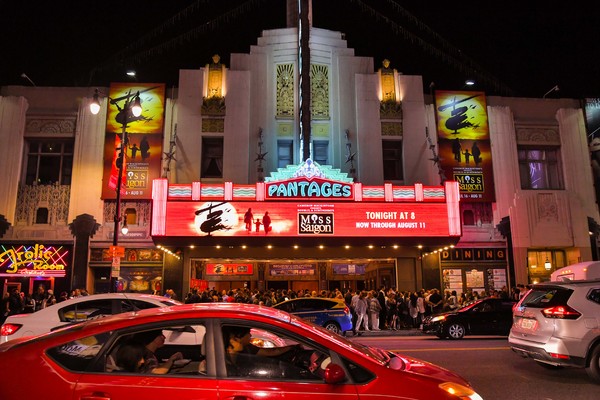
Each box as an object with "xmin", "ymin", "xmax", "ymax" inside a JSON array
[
  {"xmin": 541, "ymin": 305, "xmax": 581, "ymax": 319},
  {"xmin": 0, "ymin": 323, "xmax": 23, "ymax": 336},
  {"xmin": 344, "ymin": 306, "xmax": 350, "ymax": 315}
]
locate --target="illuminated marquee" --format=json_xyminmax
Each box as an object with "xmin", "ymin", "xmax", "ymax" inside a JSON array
[
  {"xmin": 266, "ymin": 177, "xmax": 353, "ymax": 200},
  {"xmin": 0, "ymin": 244, "xmax": 70, "ymax": 277}
]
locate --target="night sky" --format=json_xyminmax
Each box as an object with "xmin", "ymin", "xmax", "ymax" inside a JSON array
[{"xmin": 1, "ymin": 0, "xmax": 598, "ymax": 99}]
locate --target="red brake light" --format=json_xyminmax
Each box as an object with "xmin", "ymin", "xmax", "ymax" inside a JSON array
[
  {"xmin": 0, "ymin": 323, "xmax": 23, "ymax": 336},
  {"xmin": 541, "ymin": 305, "xmax": 581, "ymax": 319},
  {"xmin": 344, "ymin": 306, "xmax": 350, "ymax": 315}
]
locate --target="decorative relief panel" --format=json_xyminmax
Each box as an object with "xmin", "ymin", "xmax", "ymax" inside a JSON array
[
  {"xmin": 26, "ymin": 117, "xmax": 76, "ymax": 136},
  {"xmin": 381, "ymin": 122, "xmax": 403, "ymax": 137},
  {"xmin": 201, "ymin": 97, "xmax": 226, "ymax": 117},
  {"xmin": 380, "ymin": 100, "xmax": 403, "ymax": 119},
  {"xmin": 277, "ymin": 122, "xmax": 294, "ymax": 137},
  {"xmin": 103, "ymin": 200, "xmax": 151, "ymax": 226},
  {"xmin": 516, "ymin": 125, "xmax": 560, "ymax": 145},
  {"xmin": 15, "ymin": 184, "xmax": 70, "ymax": 225},
  {"xmin": 276, "ymin": 63, "xmax": 295, "ymax": 119},
  {"xmin": 311, "ymin": 64, "xmax": 329, "ymax": 120},
  {"xmin": 202, "ymin": 118, "xmax": 225, "ymax": 133},
  {"xmin": 537, "ymin": 193, "xmax": 559, "ymax": 221}
]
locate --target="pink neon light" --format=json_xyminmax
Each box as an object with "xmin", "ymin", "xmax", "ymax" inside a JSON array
[{"xmin": 152, "ymin": 179, "xmax": 168, "ymax": 236}]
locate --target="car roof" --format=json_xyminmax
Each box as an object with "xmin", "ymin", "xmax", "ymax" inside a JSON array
[
  {"xmin": 76, "ymin": 302, "xmax": 293, "ymax": 329},
  {"xmin": 276, "ymin": 297, "xmax": 344, "ymax": 305},
  {"xmin": 51, "ymin": 292, "xmax": 181, "ymax": 305},
  {"xmin": 536, "ymin": 279, "xmax": 600, "ymax": 287}
]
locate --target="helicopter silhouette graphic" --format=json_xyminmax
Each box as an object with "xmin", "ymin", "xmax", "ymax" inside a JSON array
[
  {"xmin": 437, "ymin": 93, "xmax": 481, "ymax": 134},
  {"xmin": 194, "ymin": 202, "xmax": 233, "ymax": 236}
]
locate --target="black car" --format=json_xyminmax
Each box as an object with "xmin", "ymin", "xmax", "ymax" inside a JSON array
[{"xmin": 421, "ymin": 297, "xmax": 515, "ymax": 339}]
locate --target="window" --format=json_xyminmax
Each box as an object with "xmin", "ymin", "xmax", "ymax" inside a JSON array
[
  {"xmin": 518, "ymin": 146, "xmax": 563, "ymax": 189},
  {"xmin": 312, "ymin": 140, "xmax": 328, "ymax": 165},
  {"xmin": 25, "ymin": 140, "xmax": 74, "ymax": 185},
  {"xmin": 221, "ymin": 323, "xmax": 330, "ymax": 380},
  {"xmin": 382, "ymin": 140, "xmax": 403, "ymax": 181},
  {"xmin": 47, "ymin": 332, "xmax": 111, "ymax": 372},
  {"xmin": 201, "ymin": 137, "xmax": 223, "ymax": 178},
  {"xmin": 277, "ymin": 140, "xmax": 293, "ymax": 168},
  {"xmin": 36, "ymin": 208, "xmax": 49, "ymax": 224}
]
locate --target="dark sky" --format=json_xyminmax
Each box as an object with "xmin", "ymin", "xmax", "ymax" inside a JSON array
[{"xmin": 1, "ymin": 0, "xmax": 599, "ymax": 99}]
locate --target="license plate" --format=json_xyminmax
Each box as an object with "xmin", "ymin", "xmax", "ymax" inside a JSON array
[{"xmin": 520, "ymin": 318, "xmax": 535, "ymax": 329}]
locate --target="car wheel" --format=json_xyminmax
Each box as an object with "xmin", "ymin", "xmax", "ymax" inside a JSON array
[
  {"xmin": 323, "ymin": 322, "xmax": 341, "ymax": 334},
  {"xmin": 585, "ymin": 344, "xmax": 600, "ymax": 382},
  {"xmin": 446, "ymin": 323, "xmax": 465, "ymax": 339}
]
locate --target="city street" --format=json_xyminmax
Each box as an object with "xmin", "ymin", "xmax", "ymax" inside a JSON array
[{"xmin": 351, "ymin": 334, "xmax": 599, "ymax": 400}]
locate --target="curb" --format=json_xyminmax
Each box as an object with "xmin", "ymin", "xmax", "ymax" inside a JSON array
[{"xmin": 345, "ymin": 328, "xmax": 425, "ymax": 337}]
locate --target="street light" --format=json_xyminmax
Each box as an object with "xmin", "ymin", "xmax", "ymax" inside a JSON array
[{"xmin": 90, "ymin": 88, "xmax": 142, "ymax": 292}]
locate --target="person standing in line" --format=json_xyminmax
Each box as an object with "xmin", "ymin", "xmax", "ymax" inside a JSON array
[
  {"xmin": 416, "ymin": 291, "xmax": 427, "ymax": 326},
  {"xmin": 368, "ymin": 291, "xmax": 381, "ymax": 331},
  {"xmin": 408, "ymin": 292, "xmax": 419, "ymax": 328},
  {"xmin": 352, "ymin": 291, "xmax": 370, "ymax": 334}
]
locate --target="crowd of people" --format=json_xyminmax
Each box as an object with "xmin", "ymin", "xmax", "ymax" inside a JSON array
[
  {"xmin": 179, "ymin": 283, "xmax": 530, "ymax": 334},
  {"xmin": 2, "ymin": 282, "xmax": 530, "ymax": 333},
  {"xmin": 1, "ymin": 285, "xmax": 90, "ymax": 324}
]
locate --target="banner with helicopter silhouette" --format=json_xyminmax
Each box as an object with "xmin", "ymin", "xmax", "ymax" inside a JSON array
[
  {"xmin": 434, "ymin": 90, "xmax": 495, "ymax": 203},
  {"xmin": 101, "ymin": 83, "xmax": 166, "ymax": 200}
]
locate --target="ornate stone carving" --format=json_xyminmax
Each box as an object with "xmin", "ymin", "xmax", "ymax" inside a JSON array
[
  {"xmin": 202, "ymin": 118, "xmax": 225, "ymax": 132},
  {"xmin": 381, "ymin": 121, "xmax": 402, "ymax": 136},
  {"xmin": 537, "ymin": 193, "xmax": 558, "ymax": 221},
  {"xmin": 276, "ymin": 63, "xmax": 295, "ymax": 119},
  {"xmin": 311, "ymin": 64, "xmax": 329, "ymax": 119},
  {"xmin": 201, "ymin": 96, "xmax": 226, "ymax": 116},
  {"xmin": 103, "ymin": 200, "xmax": 151, "ymax": 226},
  {"xmin": 380, "ymin": 100, "xmax": 403, "ymax": 119},
  {"xmin": 516, "ymin": 125, "xmax": 560, "ymax": 145},
  {"xmin": 15, "ymin": 183, "xmax": 70, "ymax": 225},
  {"xmin": 26, "ymin": 117, "xmax": 76, "ymax": 135}
]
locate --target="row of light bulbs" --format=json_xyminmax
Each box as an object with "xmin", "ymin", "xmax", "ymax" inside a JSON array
[
  {"xmin": 422, "ymin": 245, "xmax": 455, "ymax": 257},
  {"xmin": 156, "ymin": 245, "xmax": 181, "ymax": 260}
]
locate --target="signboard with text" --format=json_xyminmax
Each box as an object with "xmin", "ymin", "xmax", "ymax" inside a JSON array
[
  {"xmin": 435, "ymin": 90, "xmax": 495, "ymax": 202},
  {"xmin": 162, "ymin": 201, "xmax": 456, "ymax": 237},
  {"xmin": 101, "ymin": 83, "xmax": 166, "ymax": 200},
  {"xmin": 0, "ymin": 244, "xmax": 71, "ymax": 277}
]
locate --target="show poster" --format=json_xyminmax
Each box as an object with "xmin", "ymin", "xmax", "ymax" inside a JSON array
[
  {"xmin": 435, "ymin": 90, "xmax": 495, "ymax": 202},
  {"xmin": 101, "ymin": 83, "xmax": 166, "ymax": 200},
  {"xmin": 161, "ymin": 201, "xmax": 457, "ymax": 238}
]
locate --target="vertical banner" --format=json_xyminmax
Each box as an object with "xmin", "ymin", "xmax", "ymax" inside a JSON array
[
  {"xmin": 585, "ymin": 98, "xmax": 600, "ymax": 204},
  {"xmin": 434, "ymin": 91, "xmax": 495, "ymax": 202},
  {"xmin": 101, "ymin": 83, "xmax": 166, "ymax": 200}
]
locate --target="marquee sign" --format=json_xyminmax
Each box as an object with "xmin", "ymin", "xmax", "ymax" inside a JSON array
[
  {"xmin": 266, "ymin": 177, "xmax": 353, "ymax": 200},
  {"xmin": 0, "ymin": 244, "xmax": 70, "ymax": 277}
]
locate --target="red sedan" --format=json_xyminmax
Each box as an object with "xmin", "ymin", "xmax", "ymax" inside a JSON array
[{"xmin": 0, "ymin": 303, "xmax": 483, "ymax": 400}]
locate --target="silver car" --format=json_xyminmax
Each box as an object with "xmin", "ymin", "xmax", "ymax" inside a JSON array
[{"xmin": 508, "ymin": 279, "xmax": 600, "ymax": 383}]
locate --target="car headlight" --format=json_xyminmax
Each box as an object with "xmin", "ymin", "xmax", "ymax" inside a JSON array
[
  {"xmin": 431, "ymin": 315, "xmax": 446, "ymax": 323},
  {"xmin": 439, "ymin": 382, "xmax": 483, "ymax": 400}
]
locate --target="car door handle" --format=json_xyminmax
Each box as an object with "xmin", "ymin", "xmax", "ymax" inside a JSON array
[{"xmin": 80, "ymin": 393, "xmax": 111, "ymax": 400}]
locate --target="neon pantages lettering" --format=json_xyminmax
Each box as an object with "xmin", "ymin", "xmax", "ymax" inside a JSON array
[
  {"xmin": 0, "ymin": 244, "xmax": 65, "ymax": 274},
  {"xmin": 268, "ymin": 181, "xmax": 352, "ymax": 198}
]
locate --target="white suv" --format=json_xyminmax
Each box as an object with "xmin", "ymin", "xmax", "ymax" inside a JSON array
[{"xmin": 509, "ymin": 279, "xmax": 600, "ymax": 383}]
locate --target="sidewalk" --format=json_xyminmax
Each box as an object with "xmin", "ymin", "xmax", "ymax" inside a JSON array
[{"xmin": 345, "ymin": 327, "xmax": 425, "ymax": 337}]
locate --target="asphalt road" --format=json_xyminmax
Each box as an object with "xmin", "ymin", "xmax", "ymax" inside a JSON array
[{"xmin": 350, "ymin": 335, "xmax": 599, "ymax": 400}]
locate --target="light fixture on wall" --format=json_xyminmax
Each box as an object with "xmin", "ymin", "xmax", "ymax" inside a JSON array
[{"xmin": 544, "ymin": 254, "xmax": 552, "ymax": 270}]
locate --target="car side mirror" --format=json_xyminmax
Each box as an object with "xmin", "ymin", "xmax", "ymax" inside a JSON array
[{"xmin": 323, "ymin": 363, "xmax": 346, "ymax": 384}]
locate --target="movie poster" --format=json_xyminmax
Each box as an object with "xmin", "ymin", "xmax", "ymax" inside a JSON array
[
  {"xmin": 101, "ymin": 83, "xmax": 166, "ymax": 200},
  {"xmin": 435, "ymin": 90, "xmax": 495, "ymax": 202}
]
